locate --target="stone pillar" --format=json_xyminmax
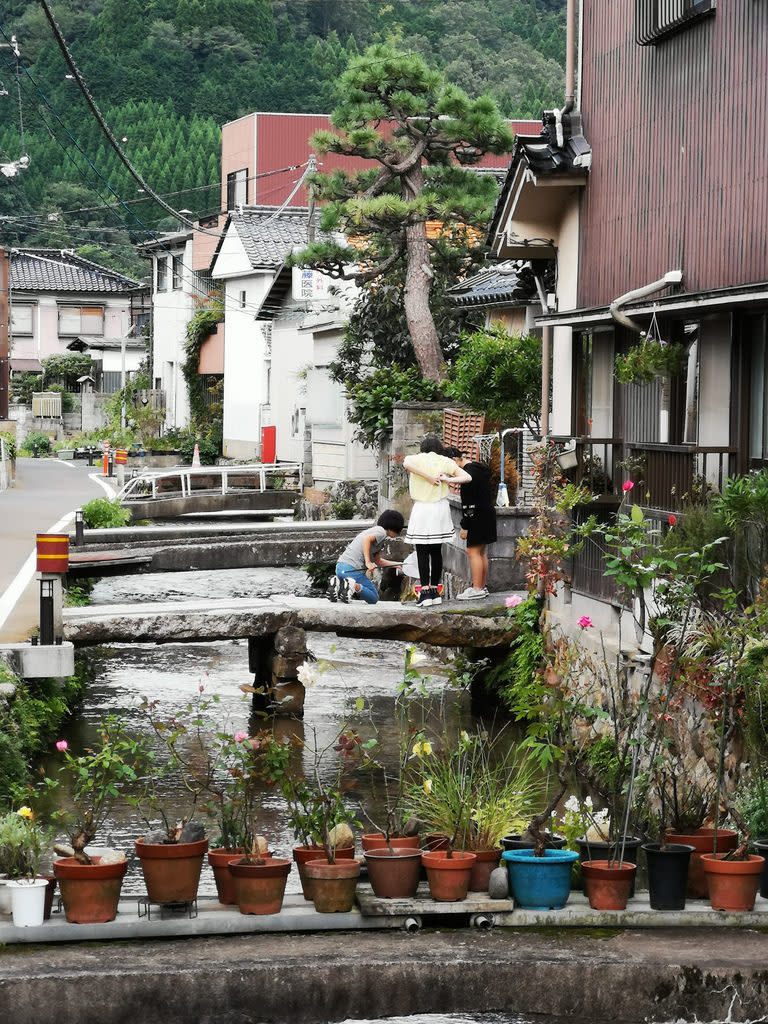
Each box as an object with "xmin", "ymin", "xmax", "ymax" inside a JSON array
[
  {"xmin": 380, "ymin": 400, "xmax": 451, "ymax": 516},
  {"xmin": 269, "ymin": 625, "xmax": 308, "ymax": 717},
  {"xmin": 249, "ymin": 628, "xmax": 308, "ymax": 717}
]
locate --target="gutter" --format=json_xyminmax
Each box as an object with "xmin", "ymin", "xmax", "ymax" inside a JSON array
[
  {"xmin": 554, "ymin": 0, "xmax": 578, "ymax": 148},
  {"xmin": 609, "ymin": 270, "xmax": 683, "ymax": 333}
]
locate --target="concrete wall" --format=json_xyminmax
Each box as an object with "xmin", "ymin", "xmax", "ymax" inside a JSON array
[
  {"xmin": 271, "ymin": 319, "xmax": 313, "ymax": 465},
  {"xmin": 443, "ymin": 497, "xmax": 533, "ymax": 593},
  {"xmin": 378, "ymin": 401, "xmax": 451, "ymax": 516},
  {"xmin": 81, "ymin": 392, "xmax": 109, "ymax": 433}
]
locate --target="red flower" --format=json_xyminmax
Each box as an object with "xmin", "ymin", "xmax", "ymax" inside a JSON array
[{"xmin": 668, "ymin": 514, "xmax": 677, "ymax": 527}]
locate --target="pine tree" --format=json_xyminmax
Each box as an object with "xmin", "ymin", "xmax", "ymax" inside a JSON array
[{"xmin": 292, "ymin": 45, "xmax": 513, "ymax": 382}]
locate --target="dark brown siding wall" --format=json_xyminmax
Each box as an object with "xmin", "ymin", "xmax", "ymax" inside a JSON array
[{"xmin": 578, "ymin": 2, "xmax": 768, "ymax": 309}]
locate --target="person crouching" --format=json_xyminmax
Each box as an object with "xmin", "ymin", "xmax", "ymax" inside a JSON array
[{"xmin": 328, "ymin": 510, "xmax": 405, "ymax": 604}]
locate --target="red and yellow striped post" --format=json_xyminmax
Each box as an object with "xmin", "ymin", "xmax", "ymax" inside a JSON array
[
  {"xmin": 114, "ymin": 449, "xmax": 128, "ymax": 465},
  {"xmin": 36, "ymin": 533, "xmax": 69, "ymax": 575}
]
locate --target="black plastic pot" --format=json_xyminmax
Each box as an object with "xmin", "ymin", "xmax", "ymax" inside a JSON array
[
  {"xmin": 501, "ymin": 832, "xmax": 567, "ymax": 852},
  {"xmin": 576, "ymin": 835, "xmax": 642, "ymax": 896},
  {"xmin": 642, "ymin": 843, "xmax": 695, "ymax": 911},
  {"xmin": 753, "ymin": 839, "xmax": 768, "ymax": 899}
]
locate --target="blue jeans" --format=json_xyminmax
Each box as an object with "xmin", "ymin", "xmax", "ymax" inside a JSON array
[{"xmin": 336, "ymin": 562, "xmax": 379, "ymax": 604}]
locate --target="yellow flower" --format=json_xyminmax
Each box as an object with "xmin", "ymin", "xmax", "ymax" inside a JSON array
[
  {"xmin": 16, "ymin": 806, "xmax": 34, "ymax": 821},
  {"xmin": 423, "ymin": 778, "xmax": 433, "ymax": 795},
  {"xmin": 460, "ymin": 730, "xmax": 470, "ymax": 744},
  {"xmin": 421, "ymin": 741, "xmax": 433, "ymax": 756},
  {"xmin": 412, "ymin": 740, "xmax": 423, "ymax": 757}
]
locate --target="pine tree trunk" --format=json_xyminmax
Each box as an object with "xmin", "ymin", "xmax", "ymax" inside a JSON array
[{"xmin": 402, "ymin": 166, "xmax": 445, "ymax": 382}]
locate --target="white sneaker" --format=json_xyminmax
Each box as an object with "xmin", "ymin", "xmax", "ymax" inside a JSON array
[
  {"xmin": 456, "ymin": 587, "xmax": 487, "ymax": 601},
  {"xmin": 328, "ymin": 576, "xmax": 340, "ymax": 602},
  {"xmin": 339, "ymin": 578, "xmax": 354, "ymax": 603}
]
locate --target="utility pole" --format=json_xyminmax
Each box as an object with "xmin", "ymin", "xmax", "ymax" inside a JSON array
[{"xmin": 0, "ymin": 247, "xmax": 9, "ymax": 421}]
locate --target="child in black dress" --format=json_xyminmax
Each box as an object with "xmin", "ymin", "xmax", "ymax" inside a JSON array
[{"xmin": 445, "ymin": 447, "xmax": 497, "ymax": 600}]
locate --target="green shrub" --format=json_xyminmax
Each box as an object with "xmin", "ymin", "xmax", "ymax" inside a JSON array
[
  {"xmin": 331, "ymin": 498, "xmax": 356, "ymax": 520},
  {"xmin": 64, "ymin": 579, "xmax": 95, "ymax": 607},
  {"xmin": 303, "ymin": 560, "xmax": 336, "ymax": 590},
  {"xmin": 483, "ymin": 597, "xmax": 545, "ymax": 719},
  {"xmin": 347, "ymin": 366, "xmax": 442, "ymax": 447},
  {"xmin": 82, "ymin": 498, "xmax": 131, "ymax": 529},
  {"xmin": 20, "ymin": 432, "xmax": 52, "ymax": 457},
  {"xmin": 445, "ymin": 326, "xmax": 541, "ymax": 429},
  {"xmin": 46, "ymin": 384, "xmax": 75, "ymax": 413},
  {"xmin": 177, "ymin": 427, "xmax": 221, "ymax": 465},
  {"xmin": 0, "ymin": 430, "xmax": 16, "ymax": 461},
  {"xmin": 10, "ymin": 371, "xmax": 42, "ymax": 404}
]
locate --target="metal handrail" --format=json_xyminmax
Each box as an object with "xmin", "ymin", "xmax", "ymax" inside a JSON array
[{"xmin": 117, "ymin": 462, "xmax": 302, "ymax": 501}]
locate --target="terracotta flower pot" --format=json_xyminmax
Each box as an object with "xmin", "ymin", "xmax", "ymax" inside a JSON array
[
  {"xmin": 228, "ymin": 857, "xmax": 291, "ymax": 915},
  {"xmin": 361, "ymin": 833, "xmax": 420, "ymax": 852},
  {"xmin": 665, "ymin": 828, "xmax": 738, "ymax": 898},
  {"xmin": 304, "ymin": 857, "xmax": 361, "ymax": 913},
  {"xmin": 208, "ymin": 848, "xmax": 243, "ymax": 905},
  {"xmin": 53, "ymin": 856, "xmax": 127, "ymax": 924},
  {"xmin": 702, "ymin": 853, "xmax": 764, "ymax": 912},
  {"xmin": 465, "ymin": 849, "xmax": 501, "ymax": 893},
  {"xmin": 581, "ymin": 859, "xmax": 637, "ymax": 911},
  {"xmin": 364, "ymin": 847, "xmax": 421, "ymax": 898},
  {"xmin": 135, "ymin": 838, "xmax": 208, "ymax": 903},
  {"xmin": 292, "ymin": 845, "xmax": 355, "ymax": 902},
  {"xmin": 421, "ymin": 850, "xmax": 477, "ymax": 902}
]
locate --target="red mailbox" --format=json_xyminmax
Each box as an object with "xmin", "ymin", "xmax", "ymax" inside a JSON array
[
  {"xmin": 36, "ymin": 533, "xmax": 69, "ymax": 574},
  {"xmin": 261, "ymin": 425, "xmax": 276, "ymax": 464}
]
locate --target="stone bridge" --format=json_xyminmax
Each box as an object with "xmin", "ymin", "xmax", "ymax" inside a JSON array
[{"xmin": 62, "ymin": 595, "xmax": 515, "ymax": 649}]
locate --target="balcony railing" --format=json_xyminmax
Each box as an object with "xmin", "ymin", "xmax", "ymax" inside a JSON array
[{"xmin": 624, "ymin": 443, "xmax": 737, "ymax": 513}]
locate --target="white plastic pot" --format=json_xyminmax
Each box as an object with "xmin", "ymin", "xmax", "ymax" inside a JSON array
[{"xmin": 8, "ymin": 878, "xmax": 48, "ymax": 927}]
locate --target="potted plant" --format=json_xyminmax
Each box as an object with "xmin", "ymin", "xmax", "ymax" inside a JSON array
[
  {"xmin": 0, "ymin": 808, "xmax": 50, "ymax": 927},
  {"xmin": 259, "ymin": 727, "xmax": 358, "ymax": 911},
  {"xmin": 639, "ymin": 768, "xmax": 703, "ymax": 910},
  {"xmin": 130, "ymin": 695, "xmax": 214, "ymax": 904},
  {"xmin": 356, "ymin": 722, "xmax": 422, "ymax": 900},
  {"xmin": 210, "ymin": 730, "xmax": 290, "ymax": 915},
  {"xmin": 48, "ymin": 724, "xmax": 138, "ymax": 923}
]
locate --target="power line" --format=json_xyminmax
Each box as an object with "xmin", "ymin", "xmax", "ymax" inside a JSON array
[
  {"xmin": 38, "ymin": 0, "xmax": 216, "ymax": 234},
  {"xmin": 0, "ymin": 164, "xmax": 308, "ymax": 223}
]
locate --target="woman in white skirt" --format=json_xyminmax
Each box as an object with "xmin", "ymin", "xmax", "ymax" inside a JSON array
[{"xmin": 403, "ymin": 436, "xmax": 471, "ymax": 607}]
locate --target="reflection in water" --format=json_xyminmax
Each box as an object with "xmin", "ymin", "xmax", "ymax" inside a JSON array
[{"xmin": 54, "ymin": 568, "xmax": 476, "ymax": 896}]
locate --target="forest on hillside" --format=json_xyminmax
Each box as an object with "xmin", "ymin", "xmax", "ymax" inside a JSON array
[{"xmin": 0, "ymin": 0, "xmax": 565, "ymax": 278}]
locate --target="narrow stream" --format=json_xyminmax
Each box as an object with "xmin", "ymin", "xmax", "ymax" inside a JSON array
[{"xmin": 51, "ymin": 567, "xmax": 477, "ymax": 896}]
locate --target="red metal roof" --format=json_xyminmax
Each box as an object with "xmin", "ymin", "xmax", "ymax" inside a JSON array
[{"xmin": 246, "ymin": 112, "xmax": 537, "ymax": 207}]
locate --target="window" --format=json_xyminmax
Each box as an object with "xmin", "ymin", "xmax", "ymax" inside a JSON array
[
  {"xmin": 226, "ymin": 168, "xmax": 248, "ymax": 210},
  {"xmin": 58, "ymin": 305, "xmax": 104, "ymax": 336},
  {"xmin": 239, "ymin": 290, "xmax": 247, "ymax": 309},
  {"xmin": 172, "ymin": 255, "xmax": 183, "ymax": 290},
  {"xmin": 10, "ymin": 303, "xmax": 34, "ymax": 336},
  {"xmin": 157, "ymin": 256, "xmax": 168, "ymax": 291},
  {"xmin": 636, "ymin": 0, "xmax": 715, "ymax": 45}
]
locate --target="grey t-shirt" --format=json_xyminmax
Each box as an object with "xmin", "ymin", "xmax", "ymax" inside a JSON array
[{"xmin": 338, "ymin": 525, "xmax": 388, "ymax": 570}]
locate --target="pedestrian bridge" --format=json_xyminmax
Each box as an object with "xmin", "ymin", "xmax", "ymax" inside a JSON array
[{"xmin": 62, "ymin": 595, "xmax": 516, "ymax": 648}]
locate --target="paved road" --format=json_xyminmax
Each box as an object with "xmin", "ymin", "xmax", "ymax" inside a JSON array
[{"xmin": 0, "ymin": 458, "xmax": 107, "ymax": 642}]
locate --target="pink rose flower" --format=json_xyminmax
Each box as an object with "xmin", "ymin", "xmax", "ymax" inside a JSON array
[
  {"xmin": 622, "ymin": 480, "xmax": 634, "ymax": 492},
  {"xmin": 55, "ymin": 739, "xmax": 68, "ymax": 752},
  {"xmin": 668, "ymin": 514, "xmax": 677, "ymax": 526},
  {"xmin": 505, "ymin": 595, "xmax": 524, "ymax": 608},
  {"xmin": 577, "ymin": 615, "xmax": 593, "ymax": 629},
  {"xmin": 234, "ymin": 730, "xmax": 249, "ymax": 743}
]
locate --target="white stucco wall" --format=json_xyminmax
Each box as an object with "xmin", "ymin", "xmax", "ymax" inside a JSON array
[
  {"xmin": 550, "ymin": 195, "xmax": 580, "ymax": 436},
  {"xmin": 217, "ymin": 273, "xmax": 273, "ymax": 459},
  {"xmin": 270, "ymin": 319, "xmax": 314, "ymax": 464},
  {"xmin": 150, "ymin": 239, "xmax": 195, "ymax": 430},
  {"xmin": 697, "ymin": 315, "xmax": 731, "ymax": 448},
  {"xmin": 10, "ymin": 293, "xmax": 132, "ymax": 363},
  {"xmin": 306, "ymin": 329, "xmax": 378, "ymax": 485}
]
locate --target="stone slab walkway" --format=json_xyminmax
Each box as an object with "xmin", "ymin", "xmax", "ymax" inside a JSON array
[{"xmin": 63, "ymin": 593, "xmax": 520, "ymax": 647}]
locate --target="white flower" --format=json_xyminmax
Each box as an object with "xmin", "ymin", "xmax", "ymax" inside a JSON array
[
  {"xmin": 584, "ymin": 796, "xmax": 594, "ymax": 809},
  {"xmin": 297, "ymin": 662, "xmax": 321, "ymax": 688},
  {"xmin": 564, "ymin": 796, "xmax": 580, "ymax": 813}
]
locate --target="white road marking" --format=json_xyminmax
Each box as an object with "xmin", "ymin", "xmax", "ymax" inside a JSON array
[
  {"xmin": 89, "ymin": 473, "xmax": 116, "ymax": 497},
  {"xmin": 59, "ymin": 461, "xmax": 77, "ymax": 469},
  {"xmin": 0, "ymin": 509, "xmax": 77, "ymax": 632}
]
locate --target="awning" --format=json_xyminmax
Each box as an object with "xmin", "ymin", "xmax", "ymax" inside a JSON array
[
  {"xmin": 10, "ymin": 358, "xmax": 43, "ymax": 372},
  {"xmin": 536, "ymin": 280, "xmax": 768, "ymax": 328}
]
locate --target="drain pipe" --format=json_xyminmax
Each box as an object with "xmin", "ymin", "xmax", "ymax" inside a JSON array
[
  {"xmin": 554, "ymin": 0, "xmax": 578, "ymax": 147},
  {"xmin": 609, "ymin": 270, "xmax": 683, "ymax": 444}
]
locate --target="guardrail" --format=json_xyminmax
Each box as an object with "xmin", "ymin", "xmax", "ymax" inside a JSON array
[{"xmin": 117, "ymin": 462, "xmax": 303, "ymax": 502}]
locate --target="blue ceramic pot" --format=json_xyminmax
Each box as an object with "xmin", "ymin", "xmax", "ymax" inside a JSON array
[{"xmin": 502, "ymin": 848, "xmax": 579, "ymax": 910}]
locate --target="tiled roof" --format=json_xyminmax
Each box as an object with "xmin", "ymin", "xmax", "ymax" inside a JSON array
[
  {"xmin": 229, "ymin": 206, "xmax": 323, "ymax": 270},
  {"xmin": 487, "ymin": 112, "xmax": 592, "ymax": 244},
  {"xmin": 448, "ymin": 261, "xmax": 538, "ymax": 308},
  {"xmin": 11, "ymin": 249, "xmax": 143, "ymax": 293}
]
